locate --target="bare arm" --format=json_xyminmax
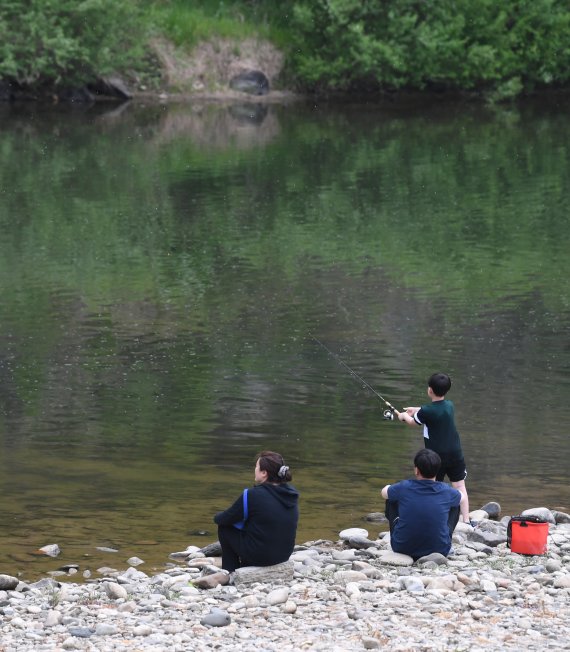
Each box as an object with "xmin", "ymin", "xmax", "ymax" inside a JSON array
[
  {"xmin": 395, "ymin": 407, "xmax": 420, "ymax": 427},
  {"xmin": 381, "ymin": 484, "xmax": 391, "ymax": 499}
]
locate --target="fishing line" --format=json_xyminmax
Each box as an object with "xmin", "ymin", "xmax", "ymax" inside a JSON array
[{"xmin": 309, "ymin": 334, "xmax": 400, "ymax": 420}]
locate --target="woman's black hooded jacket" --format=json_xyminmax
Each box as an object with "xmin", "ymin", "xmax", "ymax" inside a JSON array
[{"xmin": 214, "ymin": 482, "xmax": 299, "ymax": 566}]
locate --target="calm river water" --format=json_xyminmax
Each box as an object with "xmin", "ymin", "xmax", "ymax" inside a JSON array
[{"xmin": 0, "ymin": 95, "xmax": 569, "ymax": 579}]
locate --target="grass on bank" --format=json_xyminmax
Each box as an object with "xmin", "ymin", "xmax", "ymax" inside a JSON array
[{"xmin": 141, "ymin": 0, "xmax": 291, "ymax": 50}]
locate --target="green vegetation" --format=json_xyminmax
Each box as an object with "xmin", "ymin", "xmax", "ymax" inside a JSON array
[
  {"xmin": 288, "ymin": 0, "xmax": 570, "ymax": 97},
  {"xmin": 142, "ymin": 0, "xmax": 277, "ymax": 48},
  {"xmin": 1, "ymin": 0, "xmax": 570, "ymax": 97},
  {"xmin": 0, "ymin": 0, "xmax": 146, "ymax": 87}
]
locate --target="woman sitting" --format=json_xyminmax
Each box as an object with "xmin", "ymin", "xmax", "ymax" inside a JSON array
[{"xmin": 214, "ymin": 451, "xmax": 299, "ymax": 572}]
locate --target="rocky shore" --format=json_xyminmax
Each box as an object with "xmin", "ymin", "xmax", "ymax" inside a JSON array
[{"xmin": 1, "ymin": 505, "xmax": 569, "ymax": 651}]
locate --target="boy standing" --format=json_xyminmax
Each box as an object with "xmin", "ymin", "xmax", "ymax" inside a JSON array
[{"xmin": 395, "ymin": 372, "xmax": 471, "ymax": 524}]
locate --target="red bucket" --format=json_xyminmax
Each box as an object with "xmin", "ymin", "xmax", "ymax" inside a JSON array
[{"xmin": 507, "ymin": 516, "xmax": 548, "ymax": 555}]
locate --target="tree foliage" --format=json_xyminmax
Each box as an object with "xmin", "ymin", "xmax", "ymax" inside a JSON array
[
  {"xmin": 1, "ymin": 0, "xmax": 569, "ymax": 96},
  {"xmin": 0, "ymin": 0, "xmax": 145, "ymax": 86},
  {"xmin": 288, "ymin": 0, "xmax": 570, "ymax": 96}
]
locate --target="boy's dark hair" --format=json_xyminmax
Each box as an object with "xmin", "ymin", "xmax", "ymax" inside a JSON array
[
  {"xmin": 414, "ymin": 449, "xmax": 441, "ymax": 479},
  {"xmin": 256, "ymin": 451, "xmax": 292, "ymax": 483},
  {"xmin": 428, "ymin": 372, "xmax": 451, "ymax": 397}
]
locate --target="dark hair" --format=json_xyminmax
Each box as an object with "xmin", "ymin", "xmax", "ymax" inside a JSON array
[
  {"xmin": 428, "ymin": 372, "xmax": 451, "ymax": 397},
  {"xmin": 413, "ymin": 449, "xmax": 441, "ymax": 479},
  {"xmin": 256, "ymin": 451, "xmax": 292, "ymax": 483}
]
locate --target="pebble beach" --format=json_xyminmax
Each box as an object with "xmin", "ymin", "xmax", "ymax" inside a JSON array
[{"xmin": 1, "ymin": 505, "xmax": 569, "ymax": 651}]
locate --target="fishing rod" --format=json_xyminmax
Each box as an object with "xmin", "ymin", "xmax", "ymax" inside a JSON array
[{"xmin": 310, "ymin": 334, "xmax": 401, "ymax": 420}]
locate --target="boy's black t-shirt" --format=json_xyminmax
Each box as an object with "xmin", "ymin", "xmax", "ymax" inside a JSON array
[{"xmin": 414, "ymin": 399, "xmax": 463, "ymax": 459}]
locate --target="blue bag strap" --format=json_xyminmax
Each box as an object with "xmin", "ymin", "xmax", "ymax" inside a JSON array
[{"xmin": 242, "ymin": 488, "xmax": 249, "ymax": 521}]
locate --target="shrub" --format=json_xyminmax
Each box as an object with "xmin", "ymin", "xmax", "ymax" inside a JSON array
[
  {"xmin": 0, "ymin": 0, "xmax": 146, "ymax": 87},
  {"xmin": 288, "ymin": 0, "xmax": 570, "ymax": 96}
]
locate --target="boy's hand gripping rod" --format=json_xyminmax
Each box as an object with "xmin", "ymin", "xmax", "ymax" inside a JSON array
[{"xmin": 310, "ymin": 334, "xmax": 401, "ymax": 420}]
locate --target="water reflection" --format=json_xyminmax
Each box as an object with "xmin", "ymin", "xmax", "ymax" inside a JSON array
[{"xmin": 0, "ymin": 96, "xmax": 569, "ymax": 579}]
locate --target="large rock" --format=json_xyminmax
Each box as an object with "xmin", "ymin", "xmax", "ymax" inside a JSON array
[
  {"xmin": 232, "ymin": 560, "xmax": 294, "ymax": 587},
  {"xmin": 416, "ymin": 552, "xmax": 448, "ymax": 566},
  {"xmin": 481, "ymin": 502, "xmax": 501, "ymax": 519},
  {"xmin": 199, "ymin": 541, "xmax": 222, "ymax": 557},
  {"xmin": 377, "ymin": 551, "xmax": 414, "ymax": 566},
  {"xmin": 0, "ymin": 574, "xmax": 19, "ymax": 590},
  {"xmin": 37, "ymin": 544, "xmax": 61, "ymax": 557},
  {"xmin": 347, "ymin": 536, "xmax": 377, "ymax": 549},
  {"xmin": 468, "ymin": 510, "xmax": 489, "ymax": 522},
  {"xmin": 229, "ymin": 70, "xmax": 270, "ymax": 96},
  {"xmin": 340, "ymin": 528, "xmax": 369, "ymax": 540},
  {"xmin": 468, "ymin": 522, "xmax": 507, "ymax": 547},
  {"xmin": 104, "ymin": 582, "xmax": 128, "ymax": 600},
  {"xmin": 200, "ymin": 608, "xmax": 231, "ymax": 627},
  {"xmin": 553, "ymin": 510, "xmax": 570, "ymax": 524},
  {"xmin": 266, "ymin": 587, "xmax": 289, "ymax": 606},
  {"xmin": 192, "ymin": 572, "xmax": 230, "ymax": 590},
  {"xmin": 365, "ymin": 512, "xmax": 387, "ymax": 523},
  {"xmin": 521, "ymin": 507, "xmax": 556, "ymax": 524},
  {"xmin": 88, "ymin": 76, "xmax": 132, "ymax": 100}
]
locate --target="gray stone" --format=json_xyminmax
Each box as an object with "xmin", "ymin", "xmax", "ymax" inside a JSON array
[
  {"xmin": 198, "ymin": 541, "xmax": 222, "ymax": 557},
  {"xmin": 192, "ymin": 572, "xmax": 230, "ymax": 590},
  {"xmin": 95, "ymin": 623, "xmax": 119, "ymax": 636},
  {"xmin": 400, "ymin": 576, "xmax": 424, "ymax": 592},
  {"xmin": 170, "ymin": 547, "xmax": 200, "ymax": 560},
  {"xmin": 104, "ymin": 581, "xmax": 128, "ymax": 600},
  {"xmin": 229, "ymin": 70, "xmax": 270, "ymax": 96},
  {"xmin": 545, "ymin": 560, "xmax": 562, "ymax": 573},
  {"xmin": 340, "ymin": 527, "xmax": 369, "ymax": 540},
  {"xmin": 332, "ymin": 549, "xmax": 357, "ymax": 561},
  {"xmin": 378, "ymin": 551, "xmax": 414, "ymax": 566},
  {"xmin": 29, "ymin": 578, "xmax": 60, "ymax": 590},
  {"xmin": 365, "ymin": 512, "xmax": 387, "ymax": 523},
  {"xmin": 45, "ymin": 610, "xmax": 62, "ymax": 627},
  {"xmin": 88, "ymin": 75, "xmax": 133, "ymax": 100},
  {"xmin": 553, "ymin": 575, "xmax": 570, "ymax": 589},
  {"xmin": 333, "ymin": 570, "xmax": 369, "ymax": 585},
  {"xmin": 233, "ymin": 560, "xmax": 294, "ymax": 587},
  {"xmin": 200, "ymin": 608, "xmax": 231, "ymax": 627},
  {"xmin": 481, "ymin": 502, "xmax": 501, "ymax": 519},
  {"xmin": 521, "ymin": 507, "xmax": 556, "ymax": 524},
  {"xmin": 347, "ymin": 536, "xmax": 377, "ymax": 549},
  {"xmin": 133, "ymin": 624, "xmax": 153, "ymax": 636},
  {"xmin": 362, "ymin": 635, "xmax": 381, "ymax": 649},
  {"xmin": 266, "ymin": 587, "xmax": 289, "ymax": 606},
  {"xmin": 469, "ymin": 528, "xmax": 507, "ymax": 547},
  {"xmin": 282, "ymin": 600, "xmax": 297, "ymax": 614},
  {"xmin": 469, "ymin": 510, "xmax": 489, "ymax": 522},
  {"xmin": 0, "ymin": 574, "xmax": 19, "ymax": 590},
  {"xmin": 39, "ymin": 544, "xmax": 61, "ymax": 557},
  {"xmin": 465, "ymin": 541, "xmax": 494, "ymax": 555},
  {"xmin": 68, "ymin": 627, "xmax": 93, "ymax": 638},
  {"xmin": 416, "ymin": 552, "xmax": 448, "ymax": 566},
  {"xmin": 553, "ymin": 510, "xmax": 570, "ymax": 524}
]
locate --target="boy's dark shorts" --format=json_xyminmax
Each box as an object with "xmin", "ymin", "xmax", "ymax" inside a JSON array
[{"xmin": 436, "ymin": 456, "xmax": 467, "ymax": 483}]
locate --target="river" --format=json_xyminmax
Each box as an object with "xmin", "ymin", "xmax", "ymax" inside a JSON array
[{"xmin": 0, "ymin": 95, "xmax": 569, "ymax": 579}]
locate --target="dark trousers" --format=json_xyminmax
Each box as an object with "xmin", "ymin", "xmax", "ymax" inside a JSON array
[
  {"xmin": 217, "ymin": 525, "xmax": 243, "ymax": 572},
  {"xmin": 384, "ymin": 499, "xmax": 460, "ymax": 540}
]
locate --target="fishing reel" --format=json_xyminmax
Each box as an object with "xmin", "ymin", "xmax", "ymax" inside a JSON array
[{"xmin": 383, "ymin": 409, "xmax": 395, "ymax": 420}]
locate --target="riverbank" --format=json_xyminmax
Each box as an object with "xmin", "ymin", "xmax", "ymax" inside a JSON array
[{"xmin": 1, "ymin": 506, "xmax": 568, "ymax": 651}]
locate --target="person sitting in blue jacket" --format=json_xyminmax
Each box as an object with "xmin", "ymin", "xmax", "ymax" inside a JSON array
[
  {"xmin": 214, "ymin": 451, "xmax": 299, "ymax": 572},
  {"xmin": 381, "ymin": 448, "xmax": 464, "ymax": 560}
]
